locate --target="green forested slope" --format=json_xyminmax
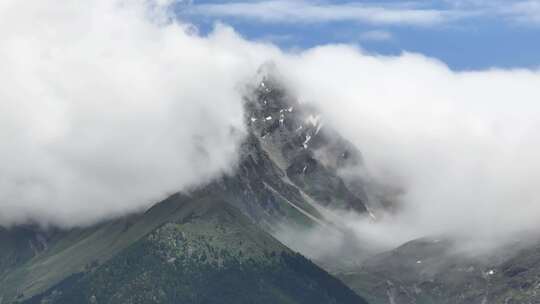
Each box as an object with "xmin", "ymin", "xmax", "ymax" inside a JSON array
[{"xmin": 0, "ymin": 193, "xmax": 367, "ymax": 304}]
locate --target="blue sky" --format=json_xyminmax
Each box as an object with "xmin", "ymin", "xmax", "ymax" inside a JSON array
[{"xmin": 176, "ymin": 0, "xmax": 540, "ymax": 71}]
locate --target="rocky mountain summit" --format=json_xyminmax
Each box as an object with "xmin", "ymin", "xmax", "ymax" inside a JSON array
[{"xmin": 204, "ymin": 75, "xmax": 373, "ymax": 231}]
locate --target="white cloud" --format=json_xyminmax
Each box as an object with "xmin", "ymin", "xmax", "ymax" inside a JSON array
[
  {"xmin": 0, "ymin": 0, "xmax": 279, "ymax": 227},
  {"xmin": 276, "ymin": 45, "xmax": 540, "ymax": 253},
  {"xmin": 445, "ymin": 0, "xmax": 540, "ymax": 25},
  {"xmin": 185, "ymin": 0, "xmax": 540, "ymax": 28},
  {"xmin": 185, "ymin": 0, "xmax": 456, "ymax": 26},
  {"xmin": 505, "ymin": 0, "xmax": 540, "ymax": 24}
]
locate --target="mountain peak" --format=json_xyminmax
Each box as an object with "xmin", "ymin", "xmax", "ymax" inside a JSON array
[{"xmin": 238, "ymin": 76, "xmax": 369, "ymax": 214}]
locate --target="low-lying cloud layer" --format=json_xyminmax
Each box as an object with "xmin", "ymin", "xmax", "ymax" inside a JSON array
[{"xmin": 3, "ymin": 0, "xmax": 540, "ymax": 258}]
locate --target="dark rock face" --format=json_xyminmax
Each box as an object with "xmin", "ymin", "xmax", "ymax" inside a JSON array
[{"xmin": 207, "ymin": 135, "xmax": 324, "ymax": 230}]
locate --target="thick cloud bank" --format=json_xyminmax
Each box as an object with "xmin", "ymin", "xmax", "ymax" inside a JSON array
[
  {"xmin": 3, "ymin": 1, "xmax": 540, "ymax": 256},
  {"xmin": 0, "ymin": 0, "xmax": 277, "ymax": 227},
  {"xmin": 277, "ymin": 47, "xmax": 540, "ymax": 254}
]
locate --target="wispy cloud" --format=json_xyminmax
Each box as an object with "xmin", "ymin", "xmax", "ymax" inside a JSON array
[
  {"xmin": 183, "ymin": 0, "xmax": 540, "ymax": 27},
  {"xmin": 359, "ymin": 30, "xmax": 394, "ymax": 42},
  {"xmin": 504, "ymin": 0, "xmax": 540, "ymax": 24},
  {"xmin": 184, "ymin": 0, "xmax": 461, "ymax": 26},
  {"xmin": 444, "ymin": 0, "xmax": 540, "ymax": 25}
]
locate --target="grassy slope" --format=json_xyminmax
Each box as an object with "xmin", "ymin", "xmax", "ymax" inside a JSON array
[
  {"xmin": 0, "ymin": 194, "xmax": 197, "ymax": 302},
  {"xmin": 0, "ymin": 228, "xmax": 38, "ymax": 277}
]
